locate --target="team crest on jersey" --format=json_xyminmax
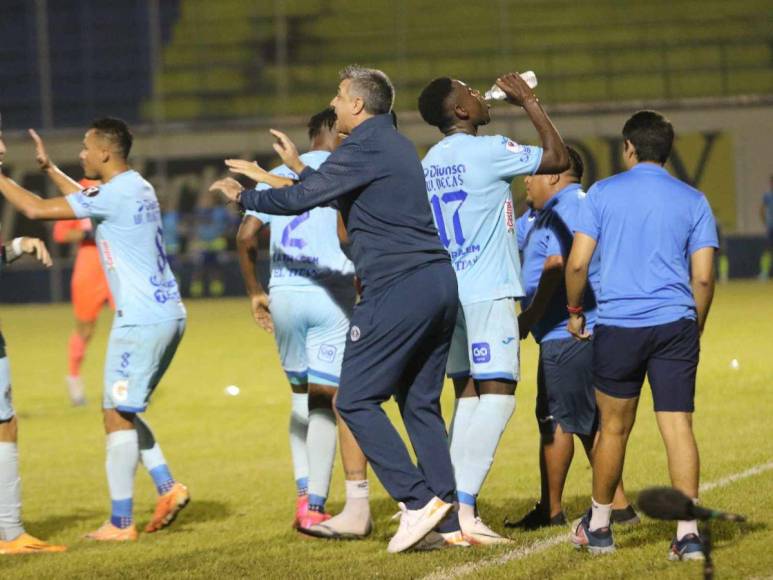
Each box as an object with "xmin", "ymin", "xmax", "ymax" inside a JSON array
[
  {"xmin": 505, "ymin": 140, "xmax": 523, "ymax": 154},
  {"xmin": 350, "ymin": 326, "xmax": 361, "ymax": 342},
  {"xmin": 111, "ymin": 379, "xmax": 129, "ymax": 402},
  {"xmin": 83, "ymin": 186, "xmax": 101, "ymax": 197}
]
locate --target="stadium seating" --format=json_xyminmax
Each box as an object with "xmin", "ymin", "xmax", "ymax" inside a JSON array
[{"xmin": 147, "ymin": 0, "xmax": 772, "ymax": 120}]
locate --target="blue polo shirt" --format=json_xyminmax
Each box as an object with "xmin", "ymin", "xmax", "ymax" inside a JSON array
[
  {"xmin": 576, "ymin": 163, "xmax": 718, "ymax": 328},
  {"xmin": 516, "ymin": 208, "xmax": 538, "ymax": 252},
  {"xmin": 521, "ymin": 183, "xmax": 599, "ymax": 342}
]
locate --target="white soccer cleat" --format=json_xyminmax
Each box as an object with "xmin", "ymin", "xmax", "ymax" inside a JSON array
[
  {"xmin": 66, "ymin": 375, "xmax": 86, "ymax": 406},
  {"xmin": 387, "ymin": 497, "xmax": 452, "ymax": 553},
  {"xmin": 461, "ymin": 515, "xmax": 513, "ymax": 545}
]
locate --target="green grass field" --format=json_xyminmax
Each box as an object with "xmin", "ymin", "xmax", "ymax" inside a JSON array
[{"xmin": 1, "ymin": 282, "xmax": 772, "ymax": 579}]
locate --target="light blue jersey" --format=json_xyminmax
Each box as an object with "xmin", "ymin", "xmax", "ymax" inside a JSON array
[
  {"xmin": 66, "ymin": 170, "xmax": 186, "ymax": 327},
  {"xmin": 576, "ymin": 163, "xmax": 718, "ymax": 327},
  {"xmin": 422, "ymin": 134, "xmax": 543, "ymax": 304},
  {"xmin": 522, "ymin": 184, "xmax": 600, "ymax": 342},
  {"xmin": 247, "ymin": 150, "xmax": 355, "ymax": 293}
]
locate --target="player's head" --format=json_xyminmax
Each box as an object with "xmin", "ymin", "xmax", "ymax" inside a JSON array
[
  {"xmin": 524, "ymin": 146, "xmax": 583, "ymax": 209},
  {"xmin": 80, "ymin": 117, "xmax": 133, "ymax": 179},
  {"xmin": 418, "ymin": 77, "xmax": 490, "ymax": 134},
  {"xmin": 622, "ymin": 110, "xmax": 674, "ymax": 168},
  {"xmin": 331, "ymin": 65, "xmax": 394, "ymax": 134},
  {"xmin": 307, "ymin": 107, "xmax": 340, "ymax": 151}
]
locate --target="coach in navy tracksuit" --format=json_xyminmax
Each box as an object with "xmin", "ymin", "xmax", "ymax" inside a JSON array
[{"xmin": 212, "ymin": 66, "xmax": 460, "ymax": 552}]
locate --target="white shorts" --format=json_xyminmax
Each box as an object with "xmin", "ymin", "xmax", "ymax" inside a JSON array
[
  {"xmin": 446, "ymin": 297, "xmax": 520, "ymax": 382},
  {"xmin": 270, "ymin": 287, "xmax": 354, "ymax": 387}
]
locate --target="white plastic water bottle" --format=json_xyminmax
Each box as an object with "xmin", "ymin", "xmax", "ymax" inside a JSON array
[{"xmin": 484, "ymin": 71, "xmax": 538, "ymax": 101}]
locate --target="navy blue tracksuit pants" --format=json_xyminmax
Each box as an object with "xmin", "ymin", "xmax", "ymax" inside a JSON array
[{"xmin": 336, "ymin": 260, "xmax": 458, "ymax": 511}]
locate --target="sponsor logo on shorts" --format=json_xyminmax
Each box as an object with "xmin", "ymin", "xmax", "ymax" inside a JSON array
[
  {"xmin": 318, "ymin": 344, "xmax": 337, "ymax": 363},
  {"xmin": 471, "ymin": 342, "xmax": 491, "ymax": 364},
  {"xmin": 350, "ymin": 326, "xmax": 361, "ymax": 342},
  {"xmin": 112, "ymin": 379, "xmax": 129, "ymax": 403},
  {"xmin": 502, "ymin": 336, "xmax": 515, "ymax": 345}
]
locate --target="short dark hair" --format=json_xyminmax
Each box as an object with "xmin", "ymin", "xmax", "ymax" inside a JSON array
[
  {"xmin": 307, "ymin": 107, "xmax": 337, "ymax": 140},
  {"xmin": 418, "ymin": 77, "xmax": 455, "ymax": 130},
  {"xmin": 91, "ymin": 117, "xmax": 133, "ymax": 159},
  {"xmin": 622, "ymin": 110, "xmax": 674, "ymax": 164},
  {"xmin": 566, "ymin": 145, "xmax": 584, "ymax": 180},
  {"xmin": 340, "ymin": 65, "xmax": 394, "ymax": 115}
]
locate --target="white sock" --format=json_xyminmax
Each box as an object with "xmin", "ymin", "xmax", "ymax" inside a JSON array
[
  {"xmin": 456, "ymin": 394, "xmax": 515, "ymax": 498},
  {"xmin": 590, "ymin": 497, "xmax": 613, "ymax": 531},
  {"xmin": 448, "ymin": 397, "xmax": 479, "ymax": 474},
  {"xmin": 677, "ymin": 500, "xmax": 700, "ymax": 540},
  {"xmin": 0, "ymin": 442, "xmax": 24, "ymax": 541},
  {"xmin": 289, "ymin": 393, "xmax": 309, "ymax": 487},
  {"xmin": 307, "ymin": 407, "xmax": 337, "ymax": 507},
  {"xmin": 106, "ymin": 430, "xmax": 139, "ymax": 526},
  {"xmin": 344, "ymin": 479, "xmax": 370, "ymax": 513}
]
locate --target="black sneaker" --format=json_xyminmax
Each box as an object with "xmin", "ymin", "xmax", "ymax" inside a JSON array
[
  {"xmin": 504, "ymin": 504, "xmax": 567, "ymax": 530},
  {"xmin": 611, "ymin": 505, "xmax": 640, "ymax": 526}
]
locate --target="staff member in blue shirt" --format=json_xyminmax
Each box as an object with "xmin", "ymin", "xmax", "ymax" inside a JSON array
[
  {"xmin": 565, "ymin": 111, "xmax": 718, "ymax": 560},
  {"xmin": 212, "ymin": 66, "xmax": 462, "ymax": 553}
]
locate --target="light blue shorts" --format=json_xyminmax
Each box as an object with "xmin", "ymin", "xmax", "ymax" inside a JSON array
[
  {"xmin": 270, "ymin": 287, "xmax": 354, "ymax": 387},
  {"xmin": 103, "ymin": 318, "xmax": 186, "ymax": 413},
  {"xmin": 0, "ymin": 356, "xmax": 12, "ymax": 422},
  {"xmin": 446, "ymin": 297, "xmax": 520, "ymax": 382}
]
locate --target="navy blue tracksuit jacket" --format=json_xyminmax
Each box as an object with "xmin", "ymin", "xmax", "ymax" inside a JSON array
[{"xmin": 242, "ymin": 113, "xmax": 460, "ymax": 513}]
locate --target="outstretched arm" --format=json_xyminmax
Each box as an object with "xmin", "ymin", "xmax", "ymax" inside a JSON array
[
  {"xmin": 0, "ymin": 173, "xmax": 76, "ymax": 220},
  {"xmin": 225, "ymin": 159, "xmax": 295, "ymax": 189},
  {"xmin": 29, "ymin": 129, "xmax": 82, "ymax": 195}
]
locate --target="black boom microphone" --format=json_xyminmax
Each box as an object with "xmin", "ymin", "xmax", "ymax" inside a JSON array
[{"xmin": 637, "ymin": 487, "xmax": 746, "ymax": 522}]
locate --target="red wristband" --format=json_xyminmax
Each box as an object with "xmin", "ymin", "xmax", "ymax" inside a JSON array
[{"xmin": 567, "ymin": 305, "xmax": 583, "ymax": 315}]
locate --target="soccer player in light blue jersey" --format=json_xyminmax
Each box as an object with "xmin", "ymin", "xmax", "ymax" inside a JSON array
[
  {"xmin": 232, "ymin": 109, "xmax": 372, "ymax": 538},
  {"xmin": 418, "ymin": 72, "xmax": 569, "ymax": 543},
  {"xmin": 0, "ymin": 118, "xmax": 188, "ymax": 542}
]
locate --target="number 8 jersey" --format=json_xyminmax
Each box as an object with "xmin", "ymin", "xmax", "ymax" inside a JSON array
[
  {"xmin": 66, "ymin": 170, "xmax": 186, "ymax": 326},
  {"xmin": 422, "ymin": 134, "xmax": 543, "ymax": 305}
]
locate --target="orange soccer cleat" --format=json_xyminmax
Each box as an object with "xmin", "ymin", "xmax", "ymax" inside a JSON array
[
  {"xmin": 84, "ymin": 521, "xmax": 138, "ymax": 542},
  {"xmin": 297, "ymin": 509, "xmax": 331, "ymax": 533},
  {"xmin": 145, "ymin": 482, "xmax": 190, "ymax": 533},
  {"xmin": 0, "ymin": 532, "xmax": 67, "ymax": 554}
]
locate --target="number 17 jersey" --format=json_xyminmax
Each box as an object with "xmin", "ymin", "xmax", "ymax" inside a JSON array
[
  {"xmin": 422, "ymin": 133, "xmax": 543, "ymax": 305},
  {"xmin": 66, "ymin": 170, "xmax": 186, "ymax": 327}
]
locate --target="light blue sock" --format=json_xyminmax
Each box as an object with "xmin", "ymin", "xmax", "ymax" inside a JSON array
[
  {"xmin": 106, "ymin": 430, "xmax": 139, "ymax": 529},
  {"xmin": 448, "ymin": 397, "xmax": 479, "ymax": 477},
  {"xmin": 134, "ymin": 416, "xmax": 176, "ymax": 495},
  {"xmin": 457, "ymin": 394, "xmax": 515, "ymax": 498},
  {"xmin": 0, "ymin": 442, "xmax": 24, "ymax": 541},
  {"xmin": 289, "ymin": 393, "xmax": 310, "ymax": 490},
  {"xmin": 307, "ymin": 407, "xmax": 337, "ymax": 511}
]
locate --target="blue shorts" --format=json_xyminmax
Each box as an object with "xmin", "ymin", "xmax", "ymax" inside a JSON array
[
  {"xmin": 270, "ymin": 287, "xmax": 354, "ymax": 387},
  {"xmin": 103, "ymin": 318, "xmax": 186, "ymax": 413},
  {"xmin": 592, "ymin": 318, "xmax": 699, "ymax": 412},
  {"xmin": 0, "ymin": 333, "xmax": 12, "ymax": 422},
  {"xmin": 536, "ymin": 337, "xmax": 597, "ymax": 436},
  {"xmin": 446, "ymin": 298, "xmax": 519, "ymax": 382}
]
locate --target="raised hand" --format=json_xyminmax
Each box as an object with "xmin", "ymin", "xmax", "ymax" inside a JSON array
[
  {"xmin": 495, "ymin": 72, "xmax": 539, "ymax": 108},
  {"xmin": 209, "ymin": 177, "xmax": 244, "ymax": 203},
  {"xmin": 225, "ymin": 159, "xmax": 270, "ymax": 183},
  {"xmin": 20, "ymin": 237, "xmax": 53, "ymax": 267},
  {"xmin": 269, "ymin": 129, "xmax": 303, "ymax": 174},
  {"xmin": 28, "ymin": 129, "xmax": 52, "ymax": 171}
]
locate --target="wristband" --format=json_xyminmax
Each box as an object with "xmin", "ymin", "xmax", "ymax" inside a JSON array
[
  {"xmin": 567, "ymin": 304, "xmax": 583, "ymax": 315},
  {"xmin": 11, "ymin": 237, "xmax": 23, "ymax": 257}
]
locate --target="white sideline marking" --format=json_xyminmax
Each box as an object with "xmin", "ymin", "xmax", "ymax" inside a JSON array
[
  {"xmin": 421, "ymin": 459, "xmax": 773, "ymax": 580},
  {"xmin": 700, "ymin": 461, "xmax": 773, "ymax": 493}
]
